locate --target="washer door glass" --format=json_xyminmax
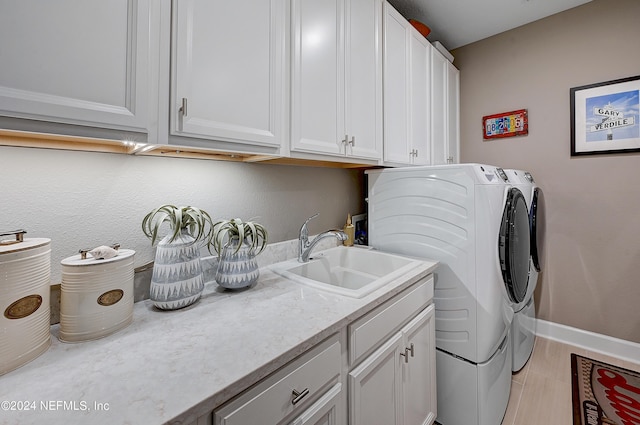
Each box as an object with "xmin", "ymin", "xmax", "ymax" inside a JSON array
[
  {"xmin": 530, "ymin": 187, "xmax": 543, "ymax": 272},
  {"xmin": 499, "ymin": 188, "xmax": 531, "ymax": 303}
]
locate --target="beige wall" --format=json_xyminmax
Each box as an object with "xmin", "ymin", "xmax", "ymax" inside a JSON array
[
  {"xmin": 453, "ymin": 0, "xmax": 640, "ymax": 342},
  {"xmin": 0, "ymin": 146, "xmax": 364, "ymax": 284}
]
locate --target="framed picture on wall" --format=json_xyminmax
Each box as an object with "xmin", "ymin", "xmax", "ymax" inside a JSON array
[{"xmin": 570, "ymin": 75, "xmax": 640, "ymax": 156}]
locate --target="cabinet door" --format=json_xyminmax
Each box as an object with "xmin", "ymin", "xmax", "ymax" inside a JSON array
[
  {"xmin": 446, "ymin": 62, "xmax": 460, "ymax": 164},
  {"xmin": 429, "ymin": 48, "xmax": 448, "ymax": 165},
  {"xmin": 382, "ymin": 3, "xmax": 411, "ymax": 164},
  {"xmin": 344, "ymin": 0, "xmax": 382, "ymax": 160},
  {"xmin": 291, "ymin": 0, "xmax": 344, "ymax": 155},
  {"xmin": 349, "ymin": 332, "xmax": 403, "ymax": 425},
  {"xmin": 172, "ymin": 0, "xmax": 286, "ymax": 147},
  {"xmin": 383, "ymin": 4, "xmax": 430, "ymax": 166},
  {"xmin": 0, "ymin": 0, "xmax": 151, "ymax": 132},
  {"xmin": 401, "ymin": 305, "xmax": 436, "ymax": 425},
  {"xmin": 408, "ymin": 32, "xmax": 430, "ymax": 166},
  {"xmin": 289, "ymin": 383, "xmax": 344, "ymax": 425}
]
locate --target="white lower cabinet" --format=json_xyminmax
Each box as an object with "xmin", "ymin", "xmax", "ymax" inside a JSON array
[
  {"xmin": 289, "ymin": 383, "xmax": 343, "ymax": 425},
  {"xmin": 349, "ymin": 305, "xmax": 436, "ymax": 425},
  {"xmin": 349, "ymin": 332, "xmax": 404, "ymax": 425},
  {"xmin": 211, "ymin": 276, "xmax": 436, "ymax": 425},
  {"xmin": 213, "ymin": 335, "xmax": 344, "ymax": 425},
  {"xmin": 348, "ymin": 276, "xmax": 436, "ymax": 425},
  {"xmin": 400, "ymin": 306, "xmax": 437, "ymax": 425}
]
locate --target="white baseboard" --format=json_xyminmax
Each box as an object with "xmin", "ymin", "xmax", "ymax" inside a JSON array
[{"xmin": 535, "ymin": 318, "xmax": 640, "ymax": 365}]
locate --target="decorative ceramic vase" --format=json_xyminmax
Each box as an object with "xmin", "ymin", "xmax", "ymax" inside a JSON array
[
  {"xmin": 149, "ymin": 230, "xmax": 204, "ymax": 310},
  {"xmin": 215, "ymin": 237, "xmax": 259, "ymax": 289}
]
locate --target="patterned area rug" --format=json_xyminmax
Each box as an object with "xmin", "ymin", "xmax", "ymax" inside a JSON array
[{"xmin": 571, "ymin": 353, "xmax": 640, "ymax": 425}]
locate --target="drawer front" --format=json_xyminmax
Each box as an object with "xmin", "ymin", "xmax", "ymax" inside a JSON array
[
  {"xmin": 214, "ymin": 336, "xmax": 342, "ymax": 425},
  {"xmin": 348, "ymin": 275, "xmax": 433, "ymax": 365}
]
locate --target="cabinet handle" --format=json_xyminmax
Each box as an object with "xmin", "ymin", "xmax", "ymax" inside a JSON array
[
  {"xmin": 291, "ymin": 388, "xmax": 310, "ymax": 405},
  {"xmin": 400, "ymin": 349, "xmax": 409, "ymax": 363},
  {"xmin": 447, "ymin": 156, "xmax": 453, "ymax": 164},
  {"xmin": 348, "ymin": 136, "xmax": 355, "ymax": 146},
  {"xmin": 180, "ymin": 97, "xmax": 188, "ymax": 117},
  {"xmin": 400, "ymin": 344, "xmax": 415, "ymax": 363}
]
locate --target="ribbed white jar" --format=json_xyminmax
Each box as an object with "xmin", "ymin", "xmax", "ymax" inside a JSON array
[
  {"xmin": 60, "ymin": 249, "xmax": 135, "ymax": 343},
  {"xmin": 0, "ymin": 236, "xmax": 51, "ymax": 375}
]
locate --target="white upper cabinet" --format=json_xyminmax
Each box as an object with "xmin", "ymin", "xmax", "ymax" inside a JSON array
[
  {"xmin": 382, "ymin": 3, "xmax": 431, "ymax": 166},
  {"xmin": 171, "ymin": 0, "xmax": 287, "ymax": 149},
  {"xmin": 430, "ymin": 47, "xmax": 460, "ymax": 165},
  {"xmin": 0, "ymin": 0, "xmax": 151, "ymax": 133},
  {"xmin": 291, "ymin": 0, "xmax": 383, "ymax": 161},
  {"xmin": 408, "ymin": 34, "xmax": 431, "ymax": 166},
  {"xmin": 382, "ymin": 5, "xmax": 410, "ymax": 164},
  {"xmin": 447, "ymin": 60, "xmax": 460, "ymax": 164}
]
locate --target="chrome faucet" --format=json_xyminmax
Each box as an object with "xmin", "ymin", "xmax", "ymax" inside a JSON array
[{"xmin": 298, "ymin": 213, "xmax": 348, "ymax": 262}]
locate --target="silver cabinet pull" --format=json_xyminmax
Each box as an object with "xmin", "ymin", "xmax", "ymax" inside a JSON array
[
  {"xmin": 291, "ymin": 388, "xmax": 310, "ymax": 405},
  {"xmin": 400, "ymin": 348, "xmax": 409, "ymax": 363},
  {"xmin": 399, "ymin": 343, "xmax": 415, "ymax": 363},
  {"xmin": 180, "ymin": 97, "xmax": 188, "ymax": 117},
  {"xmin": 348, "ymin": 136, "xmax": 355, "ymax": 146}
]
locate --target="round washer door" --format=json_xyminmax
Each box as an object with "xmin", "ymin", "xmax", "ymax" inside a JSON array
[
  {"xmin": 499, "ymin": 187, "xmax": 531, "ymax": 304},
  {"xmin": 530, "ymin": 187, "xmax": 543, "ymax": 272}
]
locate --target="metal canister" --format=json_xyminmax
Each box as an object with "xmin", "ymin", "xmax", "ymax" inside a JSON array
[
  {"xmin": 60, "ymin": 246, "xmax": 135, "ymax": 343},
  {"xmin": 0, "ymin": 230, "xmax": 51, "ymax": 375}
]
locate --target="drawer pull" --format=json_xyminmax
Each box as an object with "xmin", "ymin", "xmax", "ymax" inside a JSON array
[
  {"xmin": 408, "ymin": 343, "xmax": 415, "ymax": 357},
  {"xmin": 291, "ymin": 388, "xmax": 310, "ymax": 405}
]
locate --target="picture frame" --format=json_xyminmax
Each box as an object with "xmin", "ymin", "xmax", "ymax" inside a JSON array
[
  {"xmin": 570, "ymin": 75, "xmax": 640, "ymax": 156},
  {"xmin": 482, "ymin": 109, "xmax": 528, "ymax": 140}
]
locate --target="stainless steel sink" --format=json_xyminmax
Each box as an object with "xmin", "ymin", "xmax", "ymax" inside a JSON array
[{"xmin": 269, "ymin": 246, "xmax": 423, "ymax": 298}]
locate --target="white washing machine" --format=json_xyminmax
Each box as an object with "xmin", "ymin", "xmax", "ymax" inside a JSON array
[
  {"xmin": 366, "ymin": 164, "xmax": 531, "ymax": 425},
  {"xmin": 504, "ymin": 169, "xmax": 544, "ymax": 372}
]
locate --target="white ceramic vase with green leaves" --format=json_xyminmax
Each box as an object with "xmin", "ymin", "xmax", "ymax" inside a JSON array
[
  {"xmin": 212, "ymin": 218, "xmax": 268, "ymax": 289},
  {"xmin": 142, "ymin": 205, "xmax": 215, "ymax": 310}
]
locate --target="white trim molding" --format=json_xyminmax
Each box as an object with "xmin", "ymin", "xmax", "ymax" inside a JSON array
[{"xmin": 536, "ymin": 318, "xmax": 640, "ymax": 365}]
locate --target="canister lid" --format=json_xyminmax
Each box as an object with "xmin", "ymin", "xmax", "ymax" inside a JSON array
[
  {"xmin": 0, "ymin": 237, "xmax": 51, "ymax": 255},
  {"xmin": 61, "ymin": 249, "xmax": 135, "ymax": 267}
]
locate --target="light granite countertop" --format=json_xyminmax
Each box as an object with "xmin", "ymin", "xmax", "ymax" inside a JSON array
[{"xmin": 0, "ymin": 247, "xmax": 437, "ymax": 425}]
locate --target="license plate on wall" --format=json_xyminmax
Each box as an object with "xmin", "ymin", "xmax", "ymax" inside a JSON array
[{"xmin": 483, "ymin": 109, "xmax": 528, "ymax": 140}]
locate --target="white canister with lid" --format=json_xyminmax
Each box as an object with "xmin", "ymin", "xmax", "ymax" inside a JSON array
[
  {"xmin": 0, "ymin": 229, "xmax": 51, "ymax": 375},
  {"xmin": 60, "ymin": 245, "xmax": 135, "ymax": 343}
]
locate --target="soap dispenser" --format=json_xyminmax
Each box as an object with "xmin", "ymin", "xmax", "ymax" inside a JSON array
[{"xmin": 343, "ymin": 213, "xmax": 355, "ymax": 246}]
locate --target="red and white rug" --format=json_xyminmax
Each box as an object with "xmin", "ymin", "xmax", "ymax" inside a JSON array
[{"xmin": 571, "ymin": 353, "xmax": 640, "ymax": 425}]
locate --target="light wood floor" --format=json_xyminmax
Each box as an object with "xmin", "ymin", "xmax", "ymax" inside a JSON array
[{"xmin": 502, "ymin": 336, "xmax": 640, "ymax": 424}]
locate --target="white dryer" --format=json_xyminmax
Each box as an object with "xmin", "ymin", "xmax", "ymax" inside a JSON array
[
  {"xmin": 366, "ymin": 164, "xmax": 531, "ymax": 425},
  {"xmin": 504, "ymin": 169, "xmax": 544, "ymax": 371}
]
